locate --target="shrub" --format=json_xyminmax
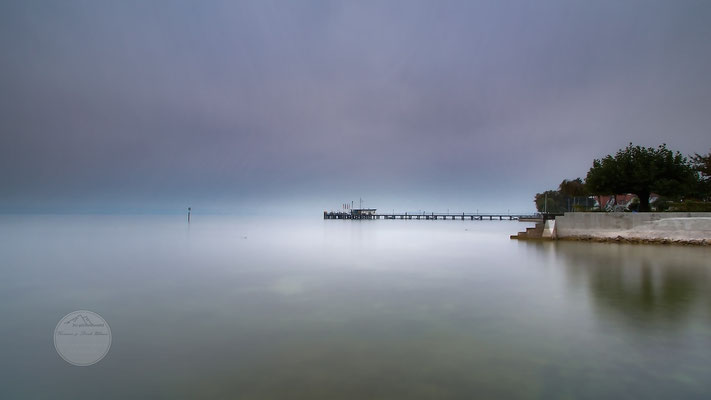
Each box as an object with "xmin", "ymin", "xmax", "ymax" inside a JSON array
[{"xmin": 667, "ymin": 201, "xmax": 711, "ymax": 212}]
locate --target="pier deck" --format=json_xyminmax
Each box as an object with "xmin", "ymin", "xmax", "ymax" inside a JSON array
[{"xmin": 324, "ymin": 212, "xmax": 539, "ymax": 221}]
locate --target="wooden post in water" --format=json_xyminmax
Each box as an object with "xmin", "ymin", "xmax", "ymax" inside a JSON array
[{"xmin": 188, "ymin": 207, "xmax": 191, "ymax": 223}]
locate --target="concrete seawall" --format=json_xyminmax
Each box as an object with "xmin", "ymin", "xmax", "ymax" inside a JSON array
[{"xmin": 554, "ymin": 212, "xmax": 711, "ymax": 245}]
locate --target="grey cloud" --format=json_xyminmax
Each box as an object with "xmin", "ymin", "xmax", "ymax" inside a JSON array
[{"xmin": 1, "ymin": 0, "xmax": 710, "ymax": 213}]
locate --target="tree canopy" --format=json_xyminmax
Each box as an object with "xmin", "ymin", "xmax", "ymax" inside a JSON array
[
  {"xmin": 534, "ymin": 178, "xmax": 591, "ymax": 213},
  {"xmin": 534, "ymin": 190, "xmax": 567, "ymax": 213},
  {"xmin": 585, "ymin": 143, "xmax": 697, "ymax": 212},
  {"xmin": 691, "ymin": 150, "xmax": 711, "ymax": 200},
  {"xmin": 558, "ymin": 178, "xmax": 586, "ymax": 197}
]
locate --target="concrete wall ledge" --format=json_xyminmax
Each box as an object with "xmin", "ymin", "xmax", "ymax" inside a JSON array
[{"xmin": 554, "ymin": 213, "xmax": 711, "ymax": 245}]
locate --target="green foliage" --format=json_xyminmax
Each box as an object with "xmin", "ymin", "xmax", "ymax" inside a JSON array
[
  {"xmin": 667, "ymin": 201, "xmax": 711, "ymax": 212},
  {"xmin": 585, "ymin": 143, "xmax": 697, "ymax": 212},
  {"xmin": 558, "ymin": 178, "xmax": 587, "ymax": 197},
  {"xmin": 691, "ymin": 150, "xmax": 711, "ymax": 178},
  {"xmin": 691, "ymin": 150, "xmax": 711, "ymax": 200},
  {"xmin": 535, "ymin": 178, "xmax": 593, "ymax": 213},
  {"xmin": 573, "ymin": 204, "xmax": 589, "ymax": 212},
  {"xmin": 533, "ymin": 145, "xmax": 709, "ymax": 213},
  {"xmin": 651, "ymin": 196, "xmax": 671, "ymax": 212},
  {"xmin": 534, "ymin": 190, "xmax": 567, "ymax": 213}
]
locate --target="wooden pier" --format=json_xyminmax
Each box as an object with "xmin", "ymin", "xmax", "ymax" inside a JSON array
[{"xmin": 324, "ymin": 211, "xmax": 538, "ymax": 221}]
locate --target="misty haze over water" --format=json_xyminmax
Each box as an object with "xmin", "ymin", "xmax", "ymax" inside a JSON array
[{"xmin": 1, "ymin": 215, "xmax": 710, "ymax": 399}]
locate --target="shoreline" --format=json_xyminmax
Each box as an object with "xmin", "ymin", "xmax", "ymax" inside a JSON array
[
  {"xmin": 513, "ymin": 212, "xmax": 711, "ymax": 246},
  {"xmin": 556, "ymin": 235, "xmax": 710, "ymax": 246}
]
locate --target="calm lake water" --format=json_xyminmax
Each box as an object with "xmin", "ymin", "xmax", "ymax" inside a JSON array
[{"xmin": 1, "ymin": 215, "xmax": 710, "ymax": 399}]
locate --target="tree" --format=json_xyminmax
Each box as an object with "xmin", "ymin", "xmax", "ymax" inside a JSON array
[
  {"xmin": 534, "ymin": 190, "xmax": 567, "ymax": 213},
  {"xmin": 585, "ymin": 143, "xmax": 696, "ymax": 212},
  {"xmin": 691, "ymin": 150, "xmax": 711, "ymax": 177},
  {"xmin": 534, "ymin": 178, "xmax": 591, "ymax": 213},
  {"xmin": 558, "ymin": 178, "xmax": 586, "ymax": 197},
  {"xmin": 691, "ymin": 150, "xmax": 711, "ymax": 200},
  {"xmin": 559, "ymin": 178, "xmax": 587, "ymax": 210}
]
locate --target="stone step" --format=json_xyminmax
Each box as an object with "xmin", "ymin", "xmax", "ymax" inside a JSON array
[{"xmin": 512, "ymin": 222, "xmax": 546, "ymax": 240}]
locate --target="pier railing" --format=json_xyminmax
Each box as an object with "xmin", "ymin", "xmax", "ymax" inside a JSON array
[{"xmin": 323, "ymin": 211, "xmax": 540, "ymax": 221}]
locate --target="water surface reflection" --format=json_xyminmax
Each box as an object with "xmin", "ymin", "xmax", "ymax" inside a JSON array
[{"xmin": 526, "ymin": 241, "xmax": 711, "ymax": 329}]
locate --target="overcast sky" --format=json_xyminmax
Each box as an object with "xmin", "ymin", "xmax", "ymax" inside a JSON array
[{"xmin": 2, "ymin": 0, "xmax": 710, "ymax": 214}]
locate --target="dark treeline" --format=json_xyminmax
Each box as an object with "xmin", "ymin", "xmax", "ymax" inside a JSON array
[{"xmin": 536, "ymin": 144, "xmax": 711, "ymax": 213}]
